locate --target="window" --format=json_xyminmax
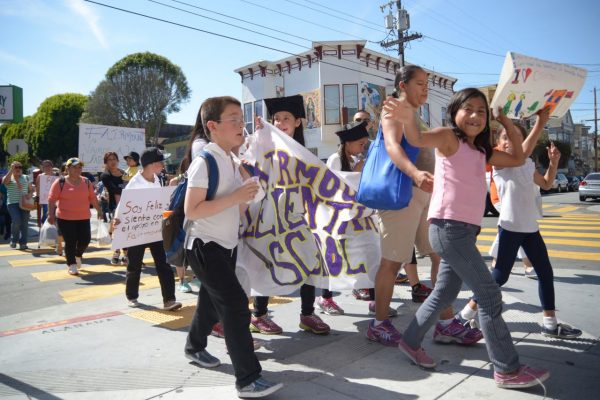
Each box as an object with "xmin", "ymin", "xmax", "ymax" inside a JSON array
[
  {"xmin": 244, "ymin": 102, "xmax": 253, "ymax": 134},
  {"xmin": 441, "ymin": 107, "xmax": 447, "ymax": 127},
  {"xmin": 324, "ymin": 85, "xmax": 340, "ymax": 124},
  {"xmin": 342, "ymin": 84, "xmax": 358, "ymax": 123},
  {"xmin": 421, "ymin": 103, "xmax": 430, "ymax": 127},
  {"xmin": 254, "ymin": 100, "xmax": 263, "ymax": 119}
]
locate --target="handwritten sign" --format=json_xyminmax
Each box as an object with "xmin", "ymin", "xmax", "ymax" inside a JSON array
[
  {"xmin": 111, "ymin": 186, "xmax": 175, "ymax": 249},
  {"xmin": 78, "ymin": 123, "xmax": 146, "ymax": 173},
  {"xmin": 38, "ymin": 175, "xmax": 58, "ymax": 205},
  {"xmin": 491, "ymin": 52, "xmax": 587, "ymax": 119}
]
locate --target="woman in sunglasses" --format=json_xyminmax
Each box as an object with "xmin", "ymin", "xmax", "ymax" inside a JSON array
[{"xmin": 2, "ymin": 162, "xmax": 33, "ymax": 249}]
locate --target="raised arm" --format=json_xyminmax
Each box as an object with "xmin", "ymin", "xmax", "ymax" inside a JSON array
[
  {"xmin": 534, "ymin": 142, "xmax": 560, "ymax": 190},
  {"xmin": 522, "ymin": 107, "xmax": 550, "ymax": 158},
  {"xmin": 489, "ymin": 107, "xmax": 525, "ymax": 168}
]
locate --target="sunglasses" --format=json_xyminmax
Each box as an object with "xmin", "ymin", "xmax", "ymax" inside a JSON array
[{"xmin": 354, "ymin": 118, "xmax": 371, "ymax": 123}]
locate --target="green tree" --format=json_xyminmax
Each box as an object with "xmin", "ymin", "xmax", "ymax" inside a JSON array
[
  {"xmin": 86, "ymin": 52, "xmax": 191, "ymax": 144},
  {"xmin": 8, "ymin": 152, "xmax": 31, "ymax": 171},
  {"xmin": 0, "ymin": 116, "xmax": 34, "ymax": 167},
  {"xmin": 29, "ymin": 93, "xmax": 87, "ymax": 161}
]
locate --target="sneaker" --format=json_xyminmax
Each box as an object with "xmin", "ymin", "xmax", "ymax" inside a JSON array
[
  {"xmin": 128, "ymin": 299, "xmax": 139, "ymax": 308},
  {"xmin": 524, "ymin": 268, "xmax": 538, "ymax": 280},
  {"xmin": 250, "ymin": 315, "xmax": 283, "ymax": 334},
  {"xmin": 494, "ymin": 365, "xmax": 550, "ymax": 389},
  {"xmin": 299, "ymin": 313, "xmax": 330, "ymax": 334},
  {"xmin": 110, "ymin": 250, "xmax": 120, "ymax": 265},
  {"xmin": 121, "ymin": 255, "xmax": 129, "ymax": 265},
  {"xmin": 185, "ymin": 349, "xmax": 221, "ymax": 368},
  {"xmin": 317, "ymin": 297, "xmax": 344, "ymax": 315},
  {"xmin": 163, "ymin": 300, "xmax": 182, "ymax": 311},
  {"xmin": 541, "ymin": 323, "xmax": 582, "ymax": 339},
  {"xmin": 398, "ymin": 336, "xmax": 436, "ymax": 368},
  {"xmin": 9, "ymin": 242, "xmax": 16, "ymax": 249},
  {"xmin": 368, "ymin": 301, "xmax": 399, "ymax": 318},
  {"xmin": 191, "ymin": 277, "xmax": 201, "ymax": 288},
  {"xmin": 67, "ymin": 264, "xmax": 78, "ymax": 276},
  {"xmin": 433, "ymin": 318, "xmax": 483, "ymax": 345},
  {"xmin": 395, "ymin": 272, "xmax": 409, "ymax": 284},
  {"xmin": 211, "ymin": 322, "xmax": 225, "ymax": 338},
  {"xmin": 75, "ymin": 257, "xmax": 82, "ymax": 270},
  {"xmin": 352, "ymin": 289, "xmax": 371, "ymax": 301},
  {"xmin": 366, "ymin": 319, "xmax": 402, "ymax": 346},
  {"xmin": 19, "ymin": 244, "xmax": 28, "ymax": 250},
  {"xmin": 237, "ymin": 377, "xmax": 283, "ymax": 398},
  {"xmin": 411, "ymin": 282, "xmax": 433, "ymax": 303},
  {"xmin": 179, "ymin": 281, "xmax": 192, "ymax": 293}
]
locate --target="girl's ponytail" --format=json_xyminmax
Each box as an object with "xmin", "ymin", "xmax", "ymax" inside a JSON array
[{"xmin": 337, "ymin": 143, "xmax": 352, "ymax": 172}]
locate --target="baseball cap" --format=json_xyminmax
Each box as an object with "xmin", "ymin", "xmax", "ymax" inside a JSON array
[
  {"xmin": 124, "ymin": 151, "xmax": 140, "ymax": 164},
  {"xmin": 65, "ymin": 157, "xmax": 84, "ymax": 167},
  {"xmin": 140, "ymin": 148, "xmax": 170, "ymax": 167}
]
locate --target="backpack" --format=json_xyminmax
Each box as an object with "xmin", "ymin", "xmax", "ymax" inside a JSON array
[{"xmin": 162, "ymin": 150, "xmax": 219, "ymax": 266}]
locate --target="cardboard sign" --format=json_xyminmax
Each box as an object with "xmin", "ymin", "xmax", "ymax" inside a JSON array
[
  {"xmin": 38, "ymin": 175, "xmax": 58, "ymax": 205},
  {"xmin": 491, "ymin": 52, "xmax": 587, "ymax": 119}
]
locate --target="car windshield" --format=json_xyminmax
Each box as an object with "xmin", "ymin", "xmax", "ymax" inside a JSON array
[{"xmin": 585, "ymin": 173, "xmax": 600, "ymax": 180}]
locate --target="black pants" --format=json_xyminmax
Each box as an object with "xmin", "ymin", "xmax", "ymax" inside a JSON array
[
  {"xmin": 56, "ymin": 219, "xmax": 91, "ymax": 265},
  {"xmin": 185, "ymin": 239, "xmax": 261, "ymax": 388},
  {"xmin": 126, "ymin": 240, "xmax": 176, "ymax": 303},
  {"xmin": 254, "ymin": 283, "xmax": 316, "ymax": 317}
]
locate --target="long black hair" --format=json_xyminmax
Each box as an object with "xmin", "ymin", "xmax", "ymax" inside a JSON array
[
  {"xmin": 392, "ymin": 65, "xmax": 426, "ymax": 102},
  {"xmin": 337, "ymin": 143, "xmax": 352, "ymax": 172},
  {"xmin": 447, "ymin": 88, "xmax": 493, "ymax": 161},
  {"xmin": 292, "ymin": 121, "xmax": 305, "ymax": 146}
]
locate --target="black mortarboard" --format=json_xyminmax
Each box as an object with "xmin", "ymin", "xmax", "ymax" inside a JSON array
[
  {"xmin": 335, "ymin": 121, "xmax": 369, "ymax": 143},
  {"xmin": 264, "ymin": 95, "xmax": 306, "ymax": 119}
]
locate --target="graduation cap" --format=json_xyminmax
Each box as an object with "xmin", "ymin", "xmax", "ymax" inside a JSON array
[
  {"xmin": 264, "ymin": 95, "xmax": 306, "ymax": 119},
  {"xmin": 335, "ymin": 121, "xmax": 369, "ymax": 143}
]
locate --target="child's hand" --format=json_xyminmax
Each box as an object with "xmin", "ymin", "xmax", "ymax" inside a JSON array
[
  {"xmin": 535, "ymin": 107, "xmax": 551, "ymax": 127},
  {"xmin": 234, "ymin": 178, "xmax": 259, "ymax": 204},
  {"xmin": 382, "ymin": 98, "xmax": 416, "ymax": 123},
  {"xmin": 254, "ymin": 115, "xmax": 264, "ymax": 131},
  {"xmin": 547, "ymin": 141, "xmax": 561, "ymax": 164},
  {"xmin": 492, "ymin": 106, "xmax": 510, "ymax": 124}
]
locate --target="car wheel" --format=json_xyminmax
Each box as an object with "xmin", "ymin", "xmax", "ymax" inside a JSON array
[{"xmin": 579, "ymin": 195, "xmax": 586, "ymax": 202}]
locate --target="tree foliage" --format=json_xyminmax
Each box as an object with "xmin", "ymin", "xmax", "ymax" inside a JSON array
[
  {"xmin": 532, "ymin": 130, "xmax": 571, "ymax": 169},
  {"xmin": 0, "ymin": 116, "xmax": 34, "ymax": 167},
  {"xmin": 8, "ymin": 152, "xmax": 31, "ymax": 171},
  {"xmin": 84, "ymin": 52, "xmax": 190, "ymax": 143}
]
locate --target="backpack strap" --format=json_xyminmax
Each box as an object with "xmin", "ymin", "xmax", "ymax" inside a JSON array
[
  {"xmin": 59, "ymin": 176, "xmax": 66, "ymax": 192},
  {"xmin": 199, "ymin": 150, "xmax": 219, "ymax": 200}
]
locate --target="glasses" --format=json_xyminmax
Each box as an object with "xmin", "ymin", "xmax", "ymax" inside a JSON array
[
  {"xmin": 13, "ymin": 165, "xmax": 22, "ymax": 169},
  {"xmin": 216, "ymin": 117, "xmax": 245, "ymax": 126},
  {"xmin": 354, "ymin": 118, "xmax": 371, "ymax": 123}
]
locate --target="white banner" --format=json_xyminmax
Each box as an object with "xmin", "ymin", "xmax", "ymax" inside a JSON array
[
  {"xmin": 237, "ymin": 122, "xmax": 381, "ymax": 296},
  {"xmin": 111, "ymin": 186, "xmax": 175, "ymax": 249},
  {"xmin": 38, "ymin": 175, "xmax": 58, "ymax": 205},
  {"xmin": 78, "ymin": 123, "xmax": 146, "ymax": 173},
  {"xmin": 491, "ymin": 52, "xmax": 587, "ymax": 119}
]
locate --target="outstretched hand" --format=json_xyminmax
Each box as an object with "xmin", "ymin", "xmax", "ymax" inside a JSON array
[
  {"xmin": 547, "ymin": 141, "xmax": 561, "ymax": 164},
  {"xmin": 382, "ymin": 97, "xmax": 417, "ymax": 124}
]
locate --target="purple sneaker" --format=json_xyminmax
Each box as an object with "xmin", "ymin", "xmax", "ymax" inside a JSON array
[
  {"xmin": 494, "ymin": 365, "xmax": 550, "ymax": 389},
  {"xmin": 398, "ymin": 336, "xmax": 436, "ymax": 368},
  {"xmin": 366, "ymin": 319, "xmax": 402, "ymax": 347},
  {"xmin": 433, "ymin": 318, "xmax": 483, "ymax": 345}
]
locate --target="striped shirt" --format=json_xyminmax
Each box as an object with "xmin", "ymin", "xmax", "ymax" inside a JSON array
[{"xmin": 4, "ymin": 175, "xmax": 30, "ymax": 205}]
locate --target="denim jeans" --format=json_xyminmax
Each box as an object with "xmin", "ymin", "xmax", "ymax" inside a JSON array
[
  {"xmin": 402, "ymin": 218, "xmax": 520, "ymax": 373},
  {"xmin": 7, "ymin": 203, "xmax": 29, "ymax": 246}
]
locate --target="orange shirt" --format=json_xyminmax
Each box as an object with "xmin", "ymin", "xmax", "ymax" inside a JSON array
[{"xmin": 48, "ymin": 177, "xmax": 95, "ymax": 220}]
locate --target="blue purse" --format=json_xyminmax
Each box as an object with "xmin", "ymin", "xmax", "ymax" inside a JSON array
[{"xmin": 356, "ymin": 124, "xmax": 419, "ymax": 210}]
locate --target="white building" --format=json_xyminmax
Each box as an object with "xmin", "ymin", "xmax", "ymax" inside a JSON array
[{"xmin": 234, "ymin": 40, "xmax": 457, "ymax": 159}]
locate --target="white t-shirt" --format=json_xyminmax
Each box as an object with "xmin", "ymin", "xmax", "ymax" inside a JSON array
[
  {"xmin": 493, "ymin": 158, "xmax": 542, "ymax": 233},
  {"xmin": 186, "ymin": 143, "xmax": 243, "ymax": 250},
  {"xmin": 191, "ymin": 138, "xmax": 209, "ymax": 159}
]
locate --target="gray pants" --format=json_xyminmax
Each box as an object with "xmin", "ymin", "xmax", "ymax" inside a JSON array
[{"xmin": 402, "ymin": 219, "xmax": 520, "ymax": 373}]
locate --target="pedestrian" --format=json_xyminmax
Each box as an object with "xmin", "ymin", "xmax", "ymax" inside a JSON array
[
  {"xmin": 47, "ymin": 158, "xmax": 102, "ymax": 276},
  {"xmin": 183, "ymin": 96, "xmax": 282, "ymax": 398},
  {"xmin": 384, "ymin": 86, "xmax": 550, "ymax": 389},
  {"xmin": 2, "ymin": 161, "xmax": 33, "ymax": 249},
  {"xmin": 100, "ymin": 152, "xmax": 127, "ymax": 265},
  {"xmin": 123, "ymin": 151, "xmax": 140, "ymax": 183},
  {"xmin": 35, "ymin": 160, "xmax": 57, "ymax": 224},
  {"xmin": 0, "ymin": 179, "xmax": 10, "ymax": 240},
  {"xmin": 113, "ymin": 148, "xmax": 182, "ymax": 312}
]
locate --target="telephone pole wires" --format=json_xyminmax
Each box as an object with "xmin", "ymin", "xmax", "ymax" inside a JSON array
[{"xmin": 380, "ymin": 1, "xmax": 421, "ymax": 67}]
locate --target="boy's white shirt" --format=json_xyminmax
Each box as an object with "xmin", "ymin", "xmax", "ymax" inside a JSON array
[{"xmin": 186, "ymin": 142, "xmax": 243, "ymax": 250}]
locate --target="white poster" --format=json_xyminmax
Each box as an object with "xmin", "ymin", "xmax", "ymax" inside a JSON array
[
  {"xmin": 78, "ymin": 123, "xmax": 146, "ymax": 173},
  {"xmin": 237, "ymin": 122, "xmax": 381, "ymax": 296},
  {"xmin": 491, "ymin": 52, "xmax": 587, "ymax": 119},
  {"xmin": 38, "ymin": 175, "xmax": 58, "ymax": 205},
  {"xmin": 111, "ymin": 186, "xmax": 175, "ymax": 249}
]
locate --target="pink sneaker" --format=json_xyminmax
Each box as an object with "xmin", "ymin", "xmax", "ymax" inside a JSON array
[
  {"xmin": 494, "ymin": 365, "xmax": 550, "ymax": 389},
  {"xmin": 433, "ymin": 318, "xmax": 483, "ymax": 345},
  {"xmin": 366, "ymin": 319, "xmax": 402, "ymax": 347},
  {"xmin": 299, "ymin": 313, "xmax": 330, "ymax": 334},
  {"xmin": 250, "ymin": 315, "xmax": 283, "ymax": 335},
  {"xmin": 398, "ymin": 337, "xmax": 436, "ymax": 368},
  {"xmin": 317, "ymin": 297, "xmax": 344, "ymax": 315}
]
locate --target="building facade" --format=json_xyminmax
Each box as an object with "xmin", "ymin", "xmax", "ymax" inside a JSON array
[{"xmin": 234, "ymin": 40, "xmax": 456, "ymax": 160}]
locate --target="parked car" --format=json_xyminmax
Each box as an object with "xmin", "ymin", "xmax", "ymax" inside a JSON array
[
  {"xmin": 566, "ymin": 176, "xmax": 580, "ymax": 192},
  {"xmin": 579, "ymin": 172, "xmax": 600, "ymax": 201},
  {"xmin": 553, "ymin": 173, "xmax": 569, "ymax": 193}
]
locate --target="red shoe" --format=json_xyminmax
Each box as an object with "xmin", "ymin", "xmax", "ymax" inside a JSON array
[
  {"xmin": 299, "ymin": 314, "xmax": 330, "ymax": 335},
  {"xmin": 494, "ymin": 365, "xmax": 550, "ymax": 389},
  {"xmin": 211, "ymin": 322, "xmax": 225, "ymax": 338},
  {"xmin": 250, "ymin": 315, "xmax": 283, "ymax": 334}
]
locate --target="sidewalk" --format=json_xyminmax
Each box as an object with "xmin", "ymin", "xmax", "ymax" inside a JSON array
[{"xmin": 1, "ymin": 265, "xmax": 598, "ymax": 400}]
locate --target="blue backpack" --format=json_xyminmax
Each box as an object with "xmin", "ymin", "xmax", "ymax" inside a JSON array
[{"xmin": 162, "ymin": 150, "xmax": 218, "ymax": 265}]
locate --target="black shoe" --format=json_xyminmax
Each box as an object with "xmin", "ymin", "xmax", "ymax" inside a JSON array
[
  {"xmin": 238, "ymin": 377, "xmax": 283, "ymax": 398},
  {"xmin": 542, "ymin": 323, "xmax": 582, "ymax": 339},
  {"xmin": 185, "ymin": 350, "xmax": 221, "ymax": 368}
]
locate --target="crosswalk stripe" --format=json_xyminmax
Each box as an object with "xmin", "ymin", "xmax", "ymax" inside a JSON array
[
  {"xmin": 32, "ymin": 259, "xmax": 154, "ymax": 282},
  {"xmin": 481, "ymin": 228, "xmax": 600, "ymax": 238},
  {"xmin": 545, "ymin": 206, "xmax": 580, "ymax": 213},
  {"xmin": 60, "ymin": 275, "xmax": 160, "ymax": 303},
  {"xmin": 538, "ymin": 224, "xmax": 600, "ymax": 231},
  {"xmin": 10, "ymin": 250, "xmax": 115, "ymax": 267},
  {"xmin": 536, "ymin": 219, "xmax": 600, "ymax": 226},
  {"xmin": 477, "ymin": 234, "xmax": 600, "ymax": 247},
  {"xmin": 477, "ymin": 244, "xmax": 600, "ymax": 261}
]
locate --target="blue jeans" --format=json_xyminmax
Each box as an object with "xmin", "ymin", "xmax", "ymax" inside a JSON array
[
  {"xmin": 402, "ymin": 219, "xmax": 520, "ymax": 373},
  {"xmin": 7, "ymin": 203, "xmax": 30, "ymax": 246},
  {"xmin": 41, "ymin": 204, "xmax": 48, "ymax": 224},
  {"xmin": 493, "ymin": 227, "xmax": 555, "ymax": 310}
]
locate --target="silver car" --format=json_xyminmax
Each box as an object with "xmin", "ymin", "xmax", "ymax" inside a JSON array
[
  {"xmin": 554, "ymin": 173, "xmax": 569, "ymax": 193},
  {"xmin": 579, "ymin": 172, "xmax": 600, "ymax": 201}
]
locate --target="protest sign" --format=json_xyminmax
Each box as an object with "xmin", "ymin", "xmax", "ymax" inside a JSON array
[
  {"xmin": 491, "ymin": 52, "xmax": 587, "ymax": 119},
  {"xmin": 78, "ymin": 123, "xmax": 146, "ymax": 172},
  {"xmin": 237, "ymin": 122, "xmax": 380, "ymax": 296},
  {"xmin": 111, "ymin": 186, "xmax": 175, "ymax": 249},
  {"xmin": 38, "ymin": 175, "xmax": 58, "ymax": 205}
]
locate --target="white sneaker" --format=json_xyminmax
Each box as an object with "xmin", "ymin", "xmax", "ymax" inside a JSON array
[
  {"xmin": 67, "ymin": 264, "xmax": 78, "ymax": 276},
  {"xmin": 75, "ymin": 257, "xmax": 82, "ymax": 269}
]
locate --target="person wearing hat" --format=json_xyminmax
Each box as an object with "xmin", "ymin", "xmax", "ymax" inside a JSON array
[
  {"xmin": 2, "ymin": 161, "xmax": 34, "ymax": 249},
  {"xmin": 100, "ymin": 152, "xmax": 126, "ymax": 265},
  {"xmin": 123, "ymin": 151, "xmax": 140, "ymax": 183},
  {"xmin": 113, "ymin": 147, "xmax": 182, "ymax": 311},
  {"xmin": 327, "ymin": 121, "xmax": 370, "ymax": 172},
  {"xmin": 48, "ymin": 158, "xmax": 102, "ymax": 276}
]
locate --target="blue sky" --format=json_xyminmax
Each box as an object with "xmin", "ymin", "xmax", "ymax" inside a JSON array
[{"xmin": 2, "ymin": 0, "xmax": 599, "ymax": 130}]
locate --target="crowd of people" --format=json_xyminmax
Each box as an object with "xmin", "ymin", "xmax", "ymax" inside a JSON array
[{"xmin": 0, "ymin": 63, "xmax": 584, "ymax": 398}]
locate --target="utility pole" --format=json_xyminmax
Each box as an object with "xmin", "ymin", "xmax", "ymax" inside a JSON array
[
  {"xmin": 380, "ymin": 1, "xmax": 422, "ymax": 67},
  {"xmin": 586, "ymin": 87, "xmax": 598, "ymax": 171}
]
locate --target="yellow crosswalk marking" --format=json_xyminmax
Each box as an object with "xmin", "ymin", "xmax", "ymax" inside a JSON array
[
  {"xmin": 537, "ymin": 219, "xmax": 600, "ymax": 226},
  {"xmin": 32, "ymin": 259, "xmax": 154, "ymax": 282},
  {"xmin": 542, "ymin": 204, "xmax": 553, "ymax": 209},
  {"xmin": 10, "ymin": 250, "xmax": 115, "ymax": 267},
  {"xmin": 481, "ymin": 227, "xmax": 600, "ymax": 238},
  {"xmin": 545, "ymin": 206, "xmax": 580, "ymax": 213},
  {"xmin": 477, "ymin": 244, "xmax": 600, "ymax": 261},
  {"xmin": 477, "ymin": 234, "xmax": 600, "ymax": 247},
  {"xmin": 0, "ymin": 249, "xmax": 56, "ymax": 257},
  {"xmin": 60, "ymin": 275, "xmax": 160, "ymax": 303},
  {"xmin": 538, "ymin": 224, "xmax": 600, "ymax": 231}
]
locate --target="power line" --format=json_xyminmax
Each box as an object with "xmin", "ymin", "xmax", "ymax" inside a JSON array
[
  {"xmin": 423, "ymin": 35, "xmax": 504, "ymax": 58},
  {"xmin": 301, "ymin": 0, "xmax": 382, "ymax": 28}
]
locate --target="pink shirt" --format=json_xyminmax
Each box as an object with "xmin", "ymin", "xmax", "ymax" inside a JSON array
[
  {"xmin": 48, "ymin": 177, "xmax": 95, "ymax": 220},
  {"xmin": 428, "ymin": 140, "xmax": 486, "ymax": 226}
]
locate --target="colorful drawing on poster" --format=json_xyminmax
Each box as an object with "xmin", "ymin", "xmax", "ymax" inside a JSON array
[
  {"xmin": 360, "ymin": 81, "xmax": 386, "ymax": 129},
  {"xmin": 491, "ymin": 52, "xmax": 587, "ymax": 119},
  {"xmin": 300, "ymin": 89, "xmax": 321, "ymax": 129}
]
